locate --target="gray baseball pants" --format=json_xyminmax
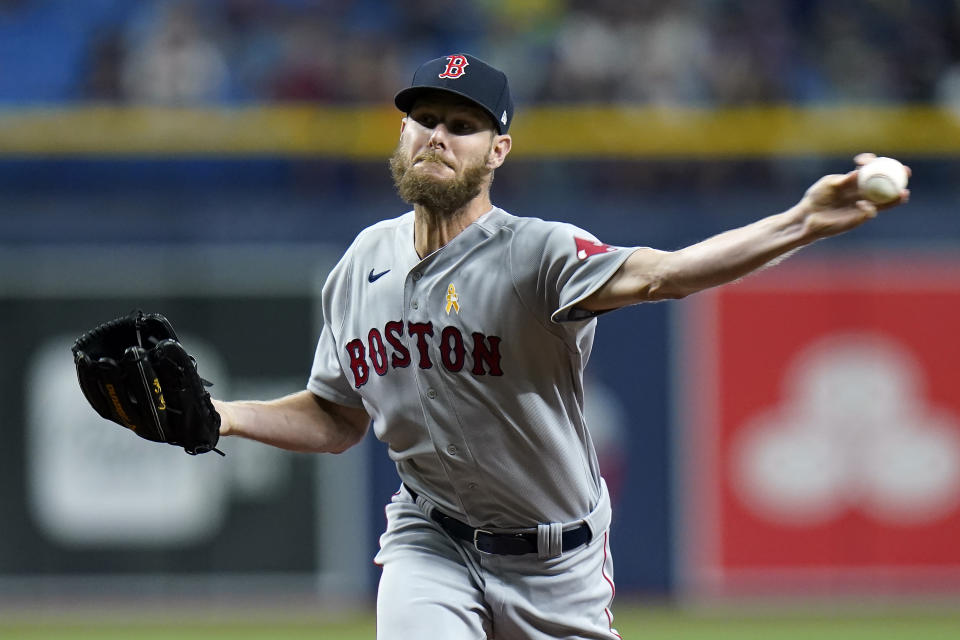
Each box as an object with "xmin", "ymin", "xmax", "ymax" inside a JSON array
[{"xmin": 374, "ymin": 484, "xmax": 621, "ymax": 639}]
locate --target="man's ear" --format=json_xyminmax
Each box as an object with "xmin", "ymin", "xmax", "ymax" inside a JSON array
[
  {"xmin": 488, "ymin": 134, "xmax": 512, "ymax": 169},
  {"xmin": 399, "ymin": 117, "xmax": 407, "ymax": 137}
]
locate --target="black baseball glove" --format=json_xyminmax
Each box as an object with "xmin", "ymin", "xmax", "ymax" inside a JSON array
[{"xmin": 71, "ymin": 310, "xmax": 224, "ymax": 456}]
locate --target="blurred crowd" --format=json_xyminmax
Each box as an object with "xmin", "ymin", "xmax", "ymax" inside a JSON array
[{"xmin": 0, "ymin": 0, "xmax": 958, "ymax": 106}]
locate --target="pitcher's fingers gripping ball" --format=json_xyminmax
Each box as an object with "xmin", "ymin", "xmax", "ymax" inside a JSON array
[{"xmin": 72, "ymin": 310, "xmax": 223, "ymax": 456}]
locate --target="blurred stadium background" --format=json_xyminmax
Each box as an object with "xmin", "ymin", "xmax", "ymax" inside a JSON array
[{"xmin": 2, "ymin": 0, "xmax": 960, "ymax": 637}]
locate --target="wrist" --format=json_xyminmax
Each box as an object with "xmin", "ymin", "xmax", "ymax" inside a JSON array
[
  {"xmin": 784, "ymin": 201, "xmax": 824, "ymax": 242},
  {"xmin": 212, "ymin": 399, "xmax": 234, "ymax": 436}
]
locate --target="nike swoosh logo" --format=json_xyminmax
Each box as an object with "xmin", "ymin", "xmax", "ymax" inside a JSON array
[{"xmin": 368, "ymin": 268, "xmax": 390, "ymax": 283}]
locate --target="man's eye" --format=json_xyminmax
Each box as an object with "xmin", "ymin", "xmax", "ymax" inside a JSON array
[{"xmin": 414, "ymin": 115, "xmax": 437, "ymax": 128}]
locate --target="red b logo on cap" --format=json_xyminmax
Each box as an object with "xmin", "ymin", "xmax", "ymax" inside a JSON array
[{"xmin": 439, "ymin": 55, "xmax": 469, "ymax": 79}]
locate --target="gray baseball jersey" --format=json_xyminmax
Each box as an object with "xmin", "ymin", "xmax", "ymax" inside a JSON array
[{"xmin": 308, "ymin": 207, "xmax": 634, "ymax": 529}]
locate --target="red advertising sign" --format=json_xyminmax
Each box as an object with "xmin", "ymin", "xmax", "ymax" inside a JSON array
[{"xmin": 680, "ymin": 257, "xmax": 960, "ymax": 596}]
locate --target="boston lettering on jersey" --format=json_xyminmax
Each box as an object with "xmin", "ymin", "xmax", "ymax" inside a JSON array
[{"xmin": 344, "ymin": 320, "xmax": 503, "ymax": 388}]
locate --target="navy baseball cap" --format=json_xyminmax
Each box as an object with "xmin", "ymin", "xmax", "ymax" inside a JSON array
[{"xmin": 394, "ymin": 54, "xmax": 514, "ymax": 134}]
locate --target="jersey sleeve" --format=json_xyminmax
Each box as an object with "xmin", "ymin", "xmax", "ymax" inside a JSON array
[
  {"xmin": 519, "ymin": 221, "xmax": 635, "ymax": 324},
  {"xmin": 307, "ymin": 246, "xmax": 366, "ymax": 408}
]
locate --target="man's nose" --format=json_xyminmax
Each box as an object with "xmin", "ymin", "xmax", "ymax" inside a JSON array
[{"xmin": 427, "ymin": 125, "xmax": 448, "ymax": 148}]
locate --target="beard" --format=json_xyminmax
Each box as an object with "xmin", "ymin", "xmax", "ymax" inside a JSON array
[{"xmin": 390, "ymin": 145, "xmax": 492, "ymax": 219}]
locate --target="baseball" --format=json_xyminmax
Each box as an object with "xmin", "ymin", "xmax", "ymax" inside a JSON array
[{"xmin": 857, "ymin": 156, "xmax": 908, "ymax": 204}]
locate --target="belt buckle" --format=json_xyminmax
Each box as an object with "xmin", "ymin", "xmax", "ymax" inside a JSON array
[{"xmin": 473, "ymin": 528, "xmax": 494, "ymax": 554}]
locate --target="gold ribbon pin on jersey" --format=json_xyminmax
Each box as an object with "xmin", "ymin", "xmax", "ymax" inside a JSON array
[{"xmin": 445, "ymin": 283, "xmax": 460, "ymax": 314}]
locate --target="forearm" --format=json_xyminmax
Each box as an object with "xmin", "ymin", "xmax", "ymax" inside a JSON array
[
  {"xmin": 584, "ymin": 206, "xmax": 811, "ymax": 309},
  {"xmin": 656, "ymin": 205, "xmax": 811, "ymax": 298},
  {"xmin": 214, "ymin": 390, "xmax": 369, "ymax": 454}
]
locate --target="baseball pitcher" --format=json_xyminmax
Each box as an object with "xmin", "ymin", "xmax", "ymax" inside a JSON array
[{"xmin": 206, "ymin": 54, "xmax": 908, "ymax": 638}]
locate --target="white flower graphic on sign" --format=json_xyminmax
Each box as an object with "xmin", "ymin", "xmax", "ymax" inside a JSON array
[{"xmin": 733, "ymin": 333, "xmax": 960, "ymax": 526}]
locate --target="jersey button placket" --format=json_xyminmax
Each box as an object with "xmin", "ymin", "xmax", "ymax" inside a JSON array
[{"xmin": 406, "ymin": 261, "xmax": 477, "ymax": 505}]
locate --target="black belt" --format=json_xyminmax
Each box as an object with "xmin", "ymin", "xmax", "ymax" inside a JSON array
[{"xmin": 407, "ymin": 487, "xmax": 592, "ymax": 555}]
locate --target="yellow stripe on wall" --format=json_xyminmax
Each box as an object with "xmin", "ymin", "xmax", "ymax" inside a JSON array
[
  {"xmin": 520, "ymin": 105, "xmax": 960, "ymax": 157},
  {"xmin": 0, "ymin": 104, "xmax": 956, "ymax": 157}
]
